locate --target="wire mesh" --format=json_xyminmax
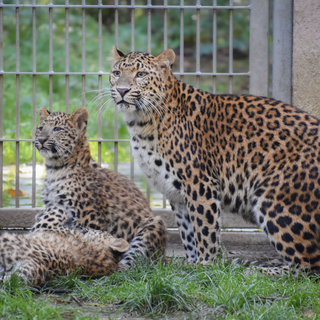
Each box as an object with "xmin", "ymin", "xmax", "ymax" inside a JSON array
[{"xmin": 0, "ymin": 0, "xmax": 253, "ymax": 211}]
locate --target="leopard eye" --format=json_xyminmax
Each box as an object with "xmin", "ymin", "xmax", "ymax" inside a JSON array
[
  {"xmin": 136, "ymin": 71, "xmax": 147, "ymax": 78},
  {"xmin": 53, "ymin": 127, "xmax": 62, "ymax": 132},
  {"xmin": 113, "ymin": 71, "xmax": 121, "ymax": 77},
  {"xmin": 38, "ymin": 126, "xmax": 43, "ymax": 131}
]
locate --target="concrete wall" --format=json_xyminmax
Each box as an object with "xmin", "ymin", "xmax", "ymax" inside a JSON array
[{"xmin": 292, "ymin": 0, "xmax": 320, "ymax": 117}]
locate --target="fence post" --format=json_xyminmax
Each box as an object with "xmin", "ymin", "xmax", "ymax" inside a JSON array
[
  {"xmin": 249, "ymin": 0, "xmax": 269, "ymax": 97},
  {"xmin": 292, "ymin": 0, "xmax": 320, "ymax": 116},
  {"xmin": 272, "ymin": 0, "xmax": 293, "ymax": 105}
]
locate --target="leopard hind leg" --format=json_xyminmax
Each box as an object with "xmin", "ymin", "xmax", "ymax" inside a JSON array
[
  {"xmin": 118, "ymin": 216, "xmax": 167, "ymax": 270},
  {"xmin": 254, "ymin": 204, "xmax": 320, "ymax": 277}
]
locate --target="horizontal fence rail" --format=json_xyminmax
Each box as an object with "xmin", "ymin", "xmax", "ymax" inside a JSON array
[{"xmin": 0, "ymin": 4, "xmax": 250, "ymax": 9}]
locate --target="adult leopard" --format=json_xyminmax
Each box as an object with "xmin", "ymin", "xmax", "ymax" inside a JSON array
[
  {"xmin": 109, "ymin": 46, "xmax": 320, "ymax": 275},
  {"xmin": 0, "ymin": 107, "xmax": 167, "ymax": 284}
]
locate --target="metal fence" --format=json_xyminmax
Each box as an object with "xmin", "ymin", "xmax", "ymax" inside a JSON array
[{"xmin": 0, "ymin": 0, "xmax": 292, "ymax": 223}]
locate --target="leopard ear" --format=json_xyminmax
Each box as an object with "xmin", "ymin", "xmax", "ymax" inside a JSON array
[
  {"xmin": 38, "ymin": 106, "xmax": 50, "ymax": 122},
  {"xmin": 155, "ymin": 49, "xmax": 176, "ymax": 72},
  {"xmin": 109, "ymin": 238, "xmax": 130, "ymax": 253},
  {"xmin": 70, "ymin": 107, "xmax": 89, "ymax": 132},
  {"xmin": 109, "ymin": 45, "xmax": 125, "ymax": 64}
]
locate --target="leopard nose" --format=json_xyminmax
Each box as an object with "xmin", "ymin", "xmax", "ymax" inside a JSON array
[
  {"xmin": 38, "ymin": 138, "xmax": 47, "ymax": 146},
  {"xmin": 117, "ymin": 88, "xmax": 130, "ymax": 98}
]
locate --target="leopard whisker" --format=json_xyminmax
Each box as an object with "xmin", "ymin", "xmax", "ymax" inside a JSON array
[
  {"xmin": 138, "ymin": 98, "xmax": 158, "ymax": 128},
  {"xmin": 148, "ymin": 91, "xmax": 176, "ymax": 117},
  {"xmin": 89, "ymin": 91, "xmax": 112, "ymax": 108},
  {"xmin": 137, "ymin": 99, "xmax": 155, "ymax": 123},
  {"xmin": 141, "ymin": 97, "xmax": 166, "ymax": 131},
  {"xmin": 83, "ymin": 88, "xmax": 112, "ymax": 95},
  {"xmin": 81, "ymin": 88, "xmax": 111, "ymax": 106},
  {"xmin": 98, "ymin": 96, "xmax": 114, "ymax": 111},
  {"xmin": 140, "ymin": 96, "xmax": 169, "ymax": 129},
  {"xmin": 140, "ymin": 97, "xmax": 164, "ymax": 122},
  {"xmin": 142, "ymin": 91, "xmax": 175, "ymax": 120},
  {"xmin": 135, "ymin": 99, "xmax": 147, "ymax": 118},
  {"xmin": 87, "ymin": 91, "xmax": 113, "ymax": 117},
  {"xmin": 142, "ymin": 96, "xmax": 166, "ymax": 118},
  {"xmin": 91, "ymin": 98, "xmax": 115, "ymax": 120}
]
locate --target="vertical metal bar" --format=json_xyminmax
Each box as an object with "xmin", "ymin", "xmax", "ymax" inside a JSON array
[
  {"xmin": 146, "ymin": 0, "xmax": 152, "ymax": 199},
  {"xmin": 196, "ymin": 0, "xmax": 200, "ymax": 88},
  {"xmin": 162, "ymin": 0, "xmax": 168, "ymax": 209},
  {"xmin": 180, "ymin": 0, "xmax": 184, "ymax": 83},
  {"xmin": 32, "ymin": 0, "xmax": 37, "ymax": 207},
  {"xmin": 82, "ymin": 0, "xmax": 86, "ymax": 109},
  {"xmin": 0, "ymin": 5, "xmax": 3, "ymax": 76},
  {"xmin": 65, "ymin": 0, "xmax": 70, "ymax": 113},
  {"xmin": 0, "ymin": 5, "xmax": 3, "ymax": 207},
  {"xmin": 114, "ymin": 118, "xmax": 119, "ymax": 172},
  {"xmin": 147, "ymin": 0, "xmax": 151, "ymax": 53},
  {"xmin": 98, "ymin": 0, "xmax": 102, "ymax": 166},
  {"xmin": 163, "ymin": 0, "xmax": 168, "ymax": 50},
  {"xmin": 249, "ymin": 0, "xmax": 269, "ymax": 96},
  {"xmin": 98, "ymin": 77, "xmax": 102, "ymax": 166},
  {"xmin": 0, "ymin": 75, "xmax": 2, "ymax": 208},
  {"xmin": 272, "ymin": 0, "xmax": 292, "ymax": 104},
  {"xmin": 49, "ymin": 2, "xmax": 53, "ymax": 111},
  {"xmin": 130, "ymin": 0, "xmax": 135, "ymax": 180},
  {"xmin": 131, "ymin": 0, "xmax": 135, "ymax": 51},
  {"xmin": 229, "ymin": 0, "xmax": 233, "ymax": 93},
  {"xmin": 212, "ymin": 0, "xmax": 217, "ymax": 93},
  {"xmin": 114, "ymin": 0, "xmax": 119, "ymax": 172},
  {"xmin": 161, "ymin": 0, "xmax": 168, "ymax": 206},
  {"xmin": 114, "ymin": 0, "xmax": 119, "ymax": 47},
  {"xmin": 130, "ymin": 149, "xmax": 134, "ymax": 182},
  {"xmin": 98, "ymin": 0, "xmax": 102, "ymax": 73},
  {"xmin": 32, "ymin": 3, "xmax": 36, "ymax": 70},
  {"xmin": 15, "ymin": 1, "xmax": 20, "ymax": 207},
  {"xmin": 146, "ymin": 183, "xmax": 150, "ymax": 205}
]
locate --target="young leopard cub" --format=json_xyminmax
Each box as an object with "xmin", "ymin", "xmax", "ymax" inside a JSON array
[
  {"xmin": 0, "ymin": 107, "xmax": 167, "ymax": 284},
  {"xmin": 0, "ymin": 228, "xmax": 129, "ymax": 285},
  {"xmin": 110, "ymin": 46, "xmax": 320, "ymax": 275}
]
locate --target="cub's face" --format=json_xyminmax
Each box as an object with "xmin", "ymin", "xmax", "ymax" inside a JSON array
[
  {"xmin": 35, "ymin": 112, "xmax": 77, "ymax": 160},
  {"xmin": 109, "ymin": 46, "xmax": 176, "ymax": 114},
  {"xmin": 35, "ymin": 107, "xmax": 88, "ymax": 162}
]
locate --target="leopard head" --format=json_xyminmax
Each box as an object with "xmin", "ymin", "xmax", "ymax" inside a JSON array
[
  {"xmin": 109, "ymin": 46, "xmax": 175, "ymax": 117},
  {"xmin": 35, "ymin": 107, "xmax": 89, "ymax": 168}
]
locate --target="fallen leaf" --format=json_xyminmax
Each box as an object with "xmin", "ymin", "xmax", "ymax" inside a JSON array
[
  {"xmin": 7, "ymin": 188, "xmax": 24, "ymax": 198},
  {"xmin": 52, "ymin": 298, "xmax": 72, "ymax": 304}
]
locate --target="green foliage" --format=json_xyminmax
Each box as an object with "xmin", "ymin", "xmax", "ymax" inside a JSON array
[{"xmin": 3, "ymin": 5, "xmax": 131, "ymax": 165}]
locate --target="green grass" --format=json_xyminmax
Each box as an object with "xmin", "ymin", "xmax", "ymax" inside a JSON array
[{"xmin": 1, "ymin": 257, "xmax": 320, "ymax": 319}]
